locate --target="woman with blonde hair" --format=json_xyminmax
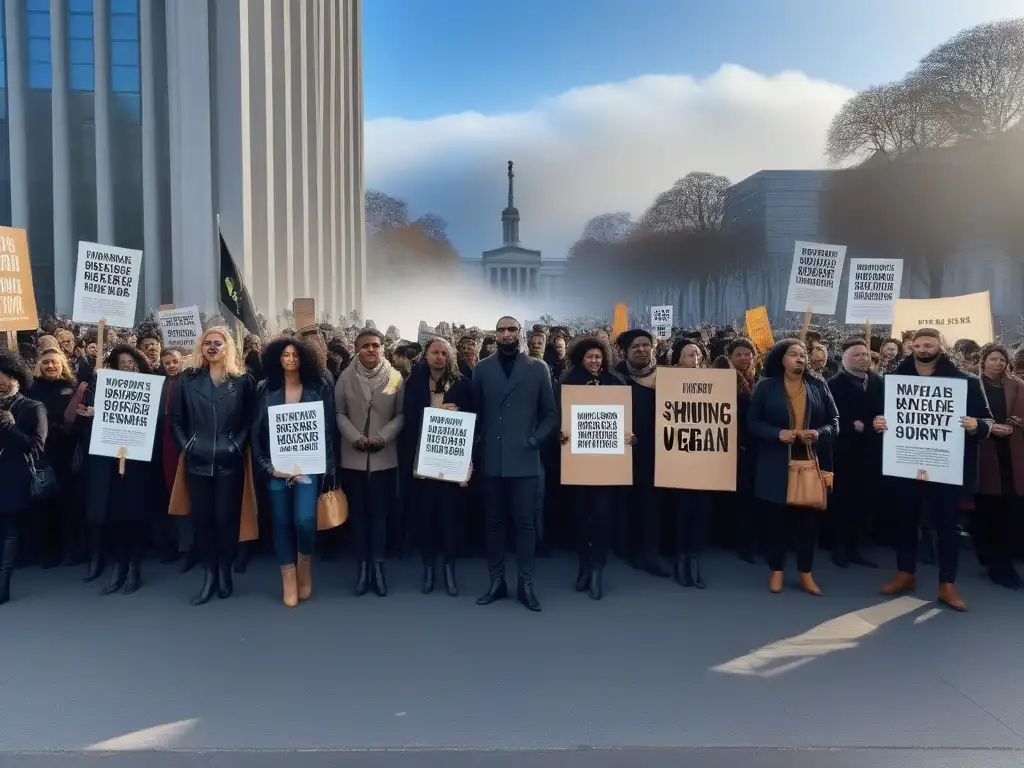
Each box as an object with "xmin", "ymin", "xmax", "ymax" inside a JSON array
[{"xmin": 172, "ymin": 326, "xmax": 256, "ymax": 605}]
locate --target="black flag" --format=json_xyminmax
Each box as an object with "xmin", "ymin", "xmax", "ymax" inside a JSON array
[{"xmin": 219, "ymin": 231, "xmax": 260, "ymax": 336}]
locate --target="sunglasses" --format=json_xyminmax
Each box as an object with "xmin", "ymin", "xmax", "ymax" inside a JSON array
[{"xmin": 203, "ymin": 340, "xmax": 224, "ymax": 349}]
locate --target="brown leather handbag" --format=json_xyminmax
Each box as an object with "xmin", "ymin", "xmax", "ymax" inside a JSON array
[
  {"xmin": 317, "ymin": 489, "xmax": 349, "ymax": 531},
  {"xmin": 786, "ymin": 446, "xmax": 833, "ymax": 510}
]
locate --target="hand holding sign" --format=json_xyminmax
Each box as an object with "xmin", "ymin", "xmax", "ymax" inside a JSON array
[
  {"xmin": 960, "ymin": 416, "xmax": 977, "ymax": 434},
  {"xmin": 873, "ymin": 416, "xmax": 887, "ymax": 433}
]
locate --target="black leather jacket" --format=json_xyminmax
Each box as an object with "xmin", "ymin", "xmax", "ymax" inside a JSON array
[
  {"xmin": 252, "ymin": 376, "xmax": 336, "ymax": 480},
  {"xmin": 171, "ymin": 369, "xmax": 256, "ymax": 477}
]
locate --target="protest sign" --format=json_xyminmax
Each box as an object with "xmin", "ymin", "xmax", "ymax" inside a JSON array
[
  {"xmin": 72, "ymin": 241, "xmax": 143, "ymax": 327},
  {"xmin": 882, "ymin": 375, "xmax": 967, "ymax": 486},
  {"xmin": 785, "ymin": 241, "xmax": 847, "ymax": 315},
  {"xmin": 416, "ymin": 407, "xmax": 476, "ymax": 483},
  {"xmin": 655, "ymin": 367, "xmax": 737, "ymax": 491},
  {"xmin": 651, "ymin": 305, "xmax": 673, "ymax": 339},
  {"xmin": 845, "ymin": 259, "xmax": 904, "ymax": 324},
  {"xmin": 88, "ymin": 369, "xmax": 164, "ymax": 462},
  {"xmin": 744, "ymin": 306, "xmax": 774, "ymax": 352},
  {"xmin": 157, "ymin": 305, "xmax": 203, "ymax": 351},
  {"xmin": 890, "ymin": 291, "xmax": 993, "ymax": 345},
  {"xmin": 269, "ymin": 401, "xmax": 326, "ymax": 476},
  {"xmin": 560, "ymin": 385, "xmax": 632, "ymax": 486},
  {"xmin": 0, "ymin": 227, "xmax": 38, "ymax": 332},
  {"xmin": 612, "ymin": 303, "xmax": 628, "ymax": 338}
]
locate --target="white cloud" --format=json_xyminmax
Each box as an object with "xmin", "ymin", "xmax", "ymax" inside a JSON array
[{"xmin": 364, "ymin": 64, "xmax": 854, "ymax": 262}]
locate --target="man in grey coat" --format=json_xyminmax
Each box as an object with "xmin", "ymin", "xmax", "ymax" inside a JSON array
[{"xmin": 472, "ymin": 316, "xmax": 558, "ymax": 612}]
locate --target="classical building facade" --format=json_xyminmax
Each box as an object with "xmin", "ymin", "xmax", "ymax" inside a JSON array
[
  {"xmin": 0, "ymin": 0, "xmax": 366, "ymax": 321},
  {"xmin": 476, "ymin": 161, "xmax": 565, "ymax": 300}
]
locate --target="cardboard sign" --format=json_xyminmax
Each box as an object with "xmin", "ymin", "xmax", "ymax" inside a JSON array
[
  {"xmin": 88, "ymin": 369, "xmax": 165, "ymax": 462},
  {"xmin": 269, "ymin": 401, "xmax": 327, "ymax": 476},
  {"xmin": 744, "ymin": 306, "xmax": 774, "ymax": 353},
  {"xmin": 785, "ymin": 241, "xmax": 846, "ymax": 315},
  {"xmin": 0, "ymin": 226, "xmax": 39, "ymax": 332},
  {"xmin": 72, "ymin": 241, "xmax": 143, "ymax": 327},
  {"xmin": 845, "ymin": 258, "xmax": 903, "ymax": 324},
  {"xmin": 651, "ymin": 305, "xmax": 673, "ymax": 339},
  {"xmin": 882, "ymin": 375, "xmax": 967, "ymax": 486},
  {"xmin": 560, "ymin": 385, "xmax": 632, "ymax": 486},
  {"xmin": 890, "ymin": 291, "xmax": 993, "ymax": 346},
  {"xmin": 158, "ymin": 305, "xmax": 203, "ymax": 351}
]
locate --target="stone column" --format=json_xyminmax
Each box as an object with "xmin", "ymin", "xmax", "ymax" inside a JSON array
[
  {"xmin": 93, "ymin": 0, "xmax": 115, "ymax": 242},
  {"xmin": 140, "ymin": 0, "xmax": 163, "ymax": 307},
  {"xmin": 4, "ymin": 0, "xmax": 29, "ymax": 228},
  {"xmin": 51, "ymin": 0, "xmax": 75, "ymax": 313}
]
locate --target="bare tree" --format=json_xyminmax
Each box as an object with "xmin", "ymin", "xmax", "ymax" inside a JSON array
[
  {"xmin": 364, "ymin": 190, "xmax": 409, "ymax": 235},
  {"xmin": 411, "ymin": 213, "xmax": 452, "ymax": 246},
  {"xmin": 580, "ymin": 212, "xmax": 635, "ymax": 243},
  {"xmin": 636, "ymin": 171, "xmax": 730, "ymax": 233},
  {"xmin": 913, "ymin": 19, "xmax": 1024, "ymax": 139},
  {"xmin": 825, "ymin": 80, "xmax": 954, "ymax": 166}
]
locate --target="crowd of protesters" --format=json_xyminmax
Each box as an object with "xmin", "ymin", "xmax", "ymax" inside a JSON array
[{"xmin": 0, "ymin": 309, "xmax": 1018, "ymax": 615}]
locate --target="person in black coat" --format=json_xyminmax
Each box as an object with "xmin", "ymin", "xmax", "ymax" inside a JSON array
[
  {"xmin": 826, "ymin": 338, "xmax": 886, "ymax": 568},
  {"xmin": 82, "ymin": 345, "xmax": 159, "ymax": 597},
  {"xmin": 556, "ymin": 336, "xmax": 630, "ymax": 600},
  {"xmin": 748, "ymin": 339, "xmax": 839, "ymax": 596},
  {"xmin": 0, "ymin": 351, "xmax": 47, "ymax": 605},
  {"xmin": 252, "ymin": 335, "xmax": 336, "ymax": 607},
  {"xmin": 727, "ymin": 338, "xmax": 760, "ymax": 563},
  {"xmin": 399, "ymin": 338, "xmax": 474, "ymax": 597},
  {"xmin": 172, "ymin": 327, "xmax": 256, "ymax": 606},
  {"xmin": 874, "ymin": 328, "xmax": 992, "ymax": 612},
  {"xmin": 614, "ymin": 329, "xmax": 671, "ymax": 578}
]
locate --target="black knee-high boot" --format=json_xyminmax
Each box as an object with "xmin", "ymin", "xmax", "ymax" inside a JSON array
[
  {"xmin": 0, "ymin": 534, "xmax": 17, "ymax": 605},
  {"xmin": 83, "ymin": 525, "xmax": 105, "ymax": 582}
]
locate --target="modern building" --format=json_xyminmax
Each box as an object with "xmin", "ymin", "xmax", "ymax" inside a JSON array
[
  {"xmin": 0, "ymin": 0, "xmax": 365, "ymax": 324},
  {"xmin": 475, "ymin": 161, "xmax": 565, "ymax": 300}
]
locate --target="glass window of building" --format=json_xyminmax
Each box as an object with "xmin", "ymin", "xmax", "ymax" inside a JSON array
[
  {"xmin": 68, "ymin": 1, "xmax": 93, "ymax": 91},
  {"xmin": 27, "ymin": 5, "xmax": 51, "ymax": 90}
]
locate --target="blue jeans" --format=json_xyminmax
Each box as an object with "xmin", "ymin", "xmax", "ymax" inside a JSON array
[{"xmin": 268, "ymin": 476, "xmax": 320, "ymax": 566}]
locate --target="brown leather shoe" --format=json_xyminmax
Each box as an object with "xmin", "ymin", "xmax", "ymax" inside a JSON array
[
  {"xmin": 938, "ymin": 582, "xmax": 967, "ymax": 612},
  {"xmin": 797, "ymin": 572, "xmax": 823, "ymax": 596},
  {"xmin": 281, "ymin": 564, "xmax": 299, "ymax": 608},
  {"xmin": 296, "ymin": 553, "xmax": 313, "ymax": 601},
  {"xmin": 880, "ymin": 571, "xmax": 916, "ymax": 595},
  {"xmin": 768, "ymin": 570, "xmax": 784, "ymax": 593}
]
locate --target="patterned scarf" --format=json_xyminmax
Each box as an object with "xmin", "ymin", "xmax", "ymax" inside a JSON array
[
  {"xmin": 625, "ymin": 360, "xmax": 657, "ymax": 380},
  {"xmin": 353, "ymin": 357, "xmax": 400, "ymax": 401}
]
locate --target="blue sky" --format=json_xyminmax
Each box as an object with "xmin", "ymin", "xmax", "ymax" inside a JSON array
[
  {"xmin": 364, "ymin": 0, "xmax": 1019, "ymax": 120},
  {"xmin": 361, "ymin": 0, "xmax": 1019, "ymax": 265}
]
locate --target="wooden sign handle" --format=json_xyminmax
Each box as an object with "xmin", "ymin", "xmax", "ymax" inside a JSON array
[
  {"xmin": 236, "ymin": 320, "xmax": 245, "ymax": 356},
  {"xmin": 5, "ymin": 330, "xmax": 16, "ymax": 351},
  {"xmin": 117, "ymin": 446, "xmax": 127, "ymax": 476},
  {"xmin": 799, "ymin": 305, "xmax": 812, "ymax": 345}
]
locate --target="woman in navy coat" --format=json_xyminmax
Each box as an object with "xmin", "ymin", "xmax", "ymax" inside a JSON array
[{"xmin": 748, "ymin": 339, "xmax": 839, "ymax": 596}]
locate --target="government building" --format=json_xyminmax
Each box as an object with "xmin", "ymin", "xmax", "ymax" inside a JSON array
[
  {"xmin": 0, "ymin": 0, "xmax": 366, "ymax": 322},
  {"xmin": 466, "ymin": 161, "xmax": 565, "ymax": 300}
]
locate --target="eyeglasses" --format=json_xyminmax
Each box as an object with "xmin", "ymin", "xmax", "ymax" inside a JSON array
[{"xmin": 203, "ymin": 340, "xmax": 224, "ymax": 349}]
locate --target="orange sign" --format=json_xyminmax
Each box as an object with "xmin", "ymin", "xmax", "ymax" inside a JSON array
[
  {"xmin": 744, "ymin": 306, "xmax": 774, "ymax": 353},
  {"xmin": 612, "ymin": 303, "xmax": 628, "ymax": 339},
  {"xmin": 0, "ymin": 227, "xmax": 38, "ymax": 332}
]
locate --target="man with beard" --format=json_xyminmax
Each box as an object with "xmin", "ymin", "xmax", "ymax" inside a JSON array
[
  {"xmin": 472, "ymin": 316, "xmax": 558, "ymax": 611},
  {"xmin": 873, "ymin": 328, "xmax": 992, "ymax": 612},
  {"xmin": 827, "ymin": 338, "xmax": 885, "ymax": 568},
  {"xmin": 614, "ymin": 329, "xmax": 671, "ymax": 578}
]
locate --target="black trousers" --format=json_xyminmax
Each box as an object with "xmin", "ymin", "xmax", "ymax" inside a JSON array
[
  {"xmin": 342, "ymin": 468, "xmax": 394, "ymax": 563},
  {"xmin": 38, "ymin": 477, "xmax": 83, "ymax": 564},
  {"xmin": 973, "ymin": 494, "xmax": 1018, "ymax": 573},
  {"xmin": 572, "ymin": 486, "xmax": 613, "ymax": 568},
  {"xmin": 482, "ymin": 475, "xmax": 538, "ymax": 583},
  {"xmin": 187, "ymin": 472, "xmax": 245, "ymax": 570},
  {"xmin": 1, "ymin": 513, "xmax": 18, "ymax": 572},
  {"xmin": 893, "ymin": 481, "xmax": 959, "ymax": 583},
  {"xmin": 733, "ymin": 449, "xmax": 760, "ymax": 558},
  {"xmin": 830, "ymin": 470, "xmax": 876, "ymax": 557},
  {"xmin": 764, "ymin": 501, "xmax": 818, "ymax": 573},
  {"xmin": 415, "ymin": 478, "xmax": 459, "ymax": 564},
  {"xmin": 627, "ymin": 482, "xmax": 664, "ymax": 560},
  {"xmin": 104, "ymin": 520, "xmax": 148, "ymax": 565},
  {"xmin": 674, "ymin": 489, "xmax": 712, "ymax": 557}
]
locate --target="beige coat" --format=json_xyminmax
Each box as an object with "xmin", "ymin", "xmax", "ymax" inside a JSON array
[{"xmin": 334, "ymin": 365, "xmax": 406, "ymax": 472}]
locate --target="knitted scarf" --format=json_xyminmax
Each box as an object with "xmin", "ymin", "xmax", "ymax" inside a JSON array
[{"xmin": 353, "ymin": 357, "xmax": 399, "ymax": 401}]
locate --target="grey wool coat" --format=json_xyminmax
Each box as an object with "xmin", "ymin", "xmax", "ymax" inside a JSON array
[
  {"xmin": 334, "ymin": 364, "xmax": 406, "ymax": 472},
  {"xmin": 471, "ymin": 352, "xmax": 558, "ymax": 478}
]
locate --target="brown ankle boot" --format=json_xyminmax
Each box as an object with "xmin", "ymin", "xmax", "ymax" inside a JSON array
[
  {"xmin": 797, "ymin": 572, "xmax": 823, "ymax": 596},
  {"xmin": 281, "ymin": 564, "xmax": 298, "ymax": 608},
  {"xmin": 880, "ymin": 571, "xmax": 916, "ymax": 595},
  {"xmin": 768, "ymin": 570, "xmax": 784, "ymax": 593},
  {"xmin": 296, "ymin": 554, "xmax": 312, "ymax": 601},
  {"xmin": 938, "ymin": 582, "xmax": 967, "ymax": 612}
]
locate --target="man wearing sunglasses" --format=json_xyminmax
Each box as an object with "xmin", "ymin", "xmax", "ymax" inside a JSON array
[{"xmin": 471, "ymin": 316, "xmax": 558, "ymax": 612}]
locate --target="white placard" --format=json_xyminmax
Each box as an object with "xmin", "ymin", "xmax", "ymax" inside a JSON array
[
  {"xmin": 158, "ymin": 305, "xmax": 203, "ymax": 351},
  {"xmin": 416, "ymin": 407, "xmax": 476, "ymax": 483},
  {"xmin": 88, "ymin": 369, "xmax": 164, "ymax": 462},
  {"xmin": 269, "ymin": 401, "xmax": 327, "ymax": 476},
  {"xmin": 651, "ymin": 305, "xmax": 673, "ymax": 339},
  {"xmin": 845, "ymin": 258, "xmax": 904, "ymax": 324},
  {"xmin": 882, "ymin": 375, "xmax": 967, "ymax": 486},
  {"xmin": 785, "ymin": 240, "xmax": 847, "ymax": 315},
  {"xmin": 72, "ymin": 241, "xmax": 143, "ymax": 327},
  {"xmin": 570, "ymin": 404, "xmax": 625, "ymax": 455}
]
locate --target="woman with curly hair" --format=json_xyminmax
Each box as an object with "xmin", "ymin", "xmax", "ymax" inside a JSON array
[
  {"xmin": 557, "ymin": 336, "xmax": 631, "ymax": 600},
  {"xmin": 748, "ymin": 339, "xmax": 839, "ymax": 596},
  {"xmin": 253, "ymin": 335, "xmax": 335, "ymax": 607},
  {"xmin": 0, "ymin": 350, "xmax": 47, "ymax": 605},
  {"xmin": 172, "ymin": 327, "xmax": 256, "ymax": 605},
  {"xmin": 82, "ymin": 345, "xmax": 157, "ymax": 596}
]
